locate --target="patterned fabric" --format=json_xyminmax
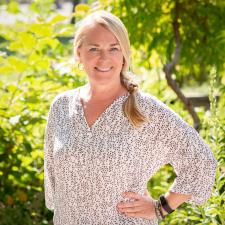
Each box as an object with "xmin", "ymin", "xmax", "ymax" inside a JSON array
[{"xmin": 44, "ymin": 87, "xmax": 217, "ymax": 225}]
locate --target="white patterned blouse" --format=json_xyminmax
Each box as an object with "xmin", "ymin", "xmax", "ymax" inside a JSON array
[{"xmin": 44, "ymin": 87, "xmax": 217, "ymax": 225}]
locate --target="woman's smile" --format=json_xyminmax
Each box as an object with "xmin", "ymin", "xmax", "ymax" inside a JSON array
[{"xmin": 95, "ymin": 66, "xmax": 113, "ymax": 72}]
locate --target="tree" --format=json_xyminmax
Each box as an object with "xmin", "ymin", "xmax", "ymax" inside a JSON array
[{"xmin": 108, "ymin": 0, "xmax": 225, "ymax": 129}]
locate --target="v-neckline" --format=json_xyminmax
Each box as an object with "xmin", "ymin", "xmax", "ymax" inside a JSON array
[{"xmin": 76, "ymin": 87, "xmax": 130, "ymax": 132}]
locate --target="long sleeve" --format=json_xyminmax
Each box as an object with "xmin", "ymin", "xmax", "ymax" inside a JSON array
[
  {"xmin": 157, "ymin": 106, "xmax": 217, "ymax": 205},
  {"xmin": 44, "ymin": 98, "xmax": 58, "ymax": 211}
]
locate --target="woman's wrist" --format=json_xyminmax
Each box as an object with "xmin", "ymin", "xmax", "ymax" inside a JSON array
[
  {"xmin": 153, "ymin": 195, "xmax": 176, "ymax": 221},
  {"xmin": 159, "ymin": 195, "xmax": 175, "ymax": 215},
  {"xmin": 164, "ymin": 191, "xmax": 192, "ymax": 209}
]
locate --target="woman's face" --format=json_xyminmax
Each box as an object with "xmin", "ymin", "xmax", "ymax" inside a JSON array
[{"xmin": 76, "ymin": 23, "xmax": 124, "ymax": 84}]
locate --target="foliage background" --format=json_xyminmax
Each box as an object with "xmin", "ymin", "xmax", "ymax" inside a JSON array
[{"xmin": 0, "ymin": 0, "xmax": 224, "ymax": 224}]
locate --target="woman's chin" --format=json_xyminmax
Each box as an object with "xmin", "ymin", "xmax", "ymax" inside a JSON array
[{"xmin": 88, "ymin": 72, "xmax": 120, "ymax": 83}]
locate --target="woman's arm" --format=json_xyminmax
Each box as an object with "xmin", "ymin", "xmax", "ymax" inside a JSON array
[
  {"xmin": 144, "ymin": 190, "xmax": 191, "ymax": 216},
  {"xmin": 160, "ymin": 191, "xmax": 192, "ymax": 216},
  {"xmin": 44, "ymin": 97, "xmax": 59, "ymax": 211}
]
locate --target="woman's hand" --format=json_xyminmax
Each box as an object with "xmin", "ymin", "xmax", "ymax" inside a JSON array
[{"xmin": 116, "ymin": 191, "xmax": 157, "ymax": 220}]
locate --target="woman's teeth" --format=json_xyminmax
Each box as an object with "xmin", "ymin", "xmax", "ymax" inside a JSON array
[{"xmin": 95, "ymin": 67, "xmax": 112, "ymax": 72}]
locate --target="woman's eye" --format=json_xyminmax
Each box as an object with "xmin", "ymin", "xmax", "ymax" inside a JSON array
[
  {"xmin": 89, "ymin": 48, "xmax": 98, "ymax": 52},
  {"xmin": 110, "ymin": 48, "xmax": 119, "ymax": 51}
]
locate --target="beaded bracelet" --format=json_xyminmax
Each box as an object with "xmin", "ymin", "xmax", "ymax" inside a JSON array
[
  {"xmin": 154, "ymin": 200, "xmax": 164, "ymax": 221},
  {"xmin": 157, "ymin": 200, "xmax": 165, "ymax": 219}
]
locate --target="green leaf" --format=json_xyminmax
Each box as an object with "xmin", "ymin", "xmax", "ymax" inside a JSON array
[
  {"xmin": 49, "ymin": 14, "xmax": 68, "ymax": 24},
  {"xmin": 23, "ymin": 142, "xmax": 32, "ymax": 152},
  {"xmin": 75, "ymin": 4, "xmax": 90, "ymax": 13},
  {"xmin": 0, "ymin": 65, "xmax": 14, "ymax": 74},
  {"xmin": 29, "ymin": 23, "xmax": 53, "ymax": 38},
  {"xmin": 21, "ymin": 156, "xmax": 33, "ymax": 167},
  {"xmin": 6, "ymin": 84, "xmax": 17, "ymax": 92},
  {"xmin": 8, "ymin": 56, "xmax": 27, "ymax": 73},
  {"xmin": 9, "ymin": 32, "xmax": 37, "ymax": 54},
  {"xmin": 0, "ymin": 154, "xmax": 8, "ymax": 162},
  {"xmin": 188, "ymin": 216, "xmax": 202, "ymax": 221},
  {"xmin": 7, "ymin": 1, "xmax": 20, "ymax": 14},
  {"xmin": 37, "ymin": 37, "xmax": 59, "ymax": 50}
]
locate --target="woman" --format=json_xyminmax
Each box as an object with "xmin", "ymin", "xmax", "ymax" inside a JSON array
[{"xmin": 44, "ymin": 10, "xmax": 217, "ymax": 225}]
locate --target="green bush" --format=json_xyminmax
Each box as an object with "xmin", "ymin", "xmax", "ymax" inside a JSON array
[{"xmin": 0, "ymin": 1, "xmax": 86, "ymax": 224}]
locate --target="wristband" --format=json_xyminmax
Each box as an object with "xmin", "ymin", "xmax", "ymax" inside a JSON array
[{"xmin": 159, "ymin": 195, "xmax": 175, "ymax": 214}]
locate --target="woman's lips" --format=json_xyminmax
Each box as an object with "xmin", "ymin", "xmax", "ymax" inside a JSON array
[{"xmin": 95, "ymin": 67, "xmax": 113, "ymax": 72}]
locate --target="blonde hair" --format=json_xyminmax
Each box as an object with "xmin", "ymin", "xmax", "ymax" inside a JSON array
[{"xmin": 73, "ymin": 10, "xmax": 149, "ymax": 127}]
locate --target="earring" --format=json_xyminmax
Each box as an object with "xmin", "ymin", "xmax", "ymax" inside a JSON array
[{"xmin": 78, "ymin": 63, "xmax": 84, "ymax": 71}]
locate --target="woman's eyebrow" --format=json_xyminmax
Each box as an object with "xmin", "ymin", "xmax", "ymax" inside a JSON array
[
  {"xmin": 110, "ymin": 43, "xmax": 120, "ymax": 46},
  {"xmin": 87, "ymin": 43, "xmax": 120, "ymax": 46}
]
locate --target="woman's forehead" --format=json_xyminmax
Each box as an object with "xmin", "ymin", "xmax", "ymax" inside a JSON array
[{"xmin": 81, "ymin": 23, "xmax": 119, "ymax": 46}]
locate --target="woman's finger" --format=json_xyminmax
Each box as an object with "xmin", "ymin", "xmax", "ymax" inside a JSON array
[
  {"xmin": 122, "ymin": 191, "xmax": 144, "ymax": 201},
  {"xmin": 117, "ymin": 199, "xmax": 143, "ymax": 209},
  {"xmin": 118, "ymin": 205, "xmax": 144, "ymax": 213}
]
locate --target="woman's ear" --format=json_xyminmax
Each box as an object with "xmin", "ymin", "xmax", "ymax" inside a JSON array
[{"xmin": 75, "ymin": 47, "xmax": 81, "ymax": 62}]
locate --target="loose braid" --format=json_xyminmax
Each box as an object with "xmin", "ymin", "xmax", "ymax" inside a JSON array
[{"xmin": 120, "ymin": 72, "xmax": 149, "ymax": 128}]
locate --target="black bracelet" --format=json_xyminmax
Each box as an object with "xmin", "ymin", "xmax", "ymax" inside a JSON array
[{"xmin": 159, "ymin": 195, "xmax": 175, "ymax": 214}]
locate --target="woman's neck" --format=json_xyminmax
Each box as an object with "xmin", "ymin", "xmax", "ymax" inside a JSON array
[{"xmin": 80, "ymin": 82, "xmax": 128, "ymax": 102}]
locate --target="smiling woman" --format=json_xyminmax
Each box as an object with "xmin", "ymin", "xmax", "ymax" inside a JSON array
[
  {"xmin": 43, "ymin": 10, "xmax": 217, "ymax": 225},
  {"xmin": 73, "ymin": 10, "xmax": 148, "ymax": 128},
  {"xmin": 76, "ymin": 24, "xmax": 124, "ymax": 83}
]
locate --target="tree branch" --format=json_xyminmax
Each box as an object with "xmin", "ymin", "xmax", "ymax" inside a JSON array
[{"xmin": 163, "ymin": 1, "xmax": 200, "ymax": 131}]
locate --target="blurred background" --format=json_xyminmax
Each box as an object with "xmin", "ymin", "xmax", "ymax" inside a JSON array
[{"xmin": 0, "ymin": 0, "xmax": 224, "ymax": 224}]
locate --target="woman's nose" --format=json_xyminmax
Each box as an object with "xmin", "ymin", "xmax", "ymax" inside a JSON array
[{"xmin": 99, "ymin": 50, "xmax": 109, "ymax": 60}]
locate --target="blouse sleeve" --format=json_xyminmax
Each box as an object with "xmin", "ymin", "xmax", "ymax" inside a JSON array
[
  {"xmin": 44, "ymin": 98, "xmax": 58, "ymax": 211},
  {"xmin": 158, "ymin": 107, "xmax": 217, "ymax": 205}
]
